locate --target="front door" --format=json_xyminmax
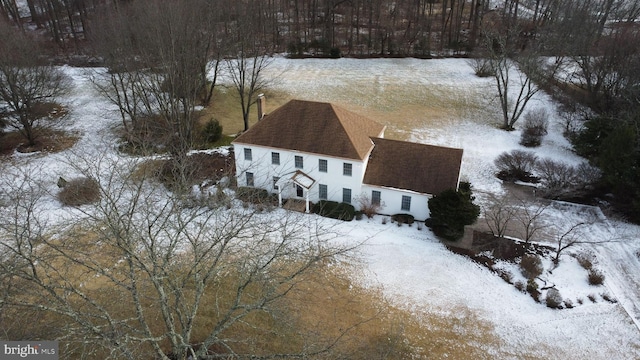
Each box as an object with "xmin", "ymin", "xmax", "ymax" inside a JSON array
[{"xmin": 296, "ymin": 184, "xmax": 304, "ymax": 197}]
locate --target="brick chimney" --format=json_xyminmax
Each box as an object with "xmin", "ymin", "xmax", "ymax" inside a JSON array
[{"xmin": 257, "ymin": 94, "xmax": 266, "ymax": 121}]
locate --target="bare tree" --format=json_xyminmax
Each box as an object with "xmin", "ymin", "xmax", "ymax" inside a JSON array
[
  {"xmin": 91, "ymin": 0, "xmax": 221, "ymax": 156},
  {"xmin": 0, "ymin": 21, "xmax": 69, "ymax": 147},
  {"xmin": 224, "ymin": 13, "xmax": 275, "ymax": 132},
  {"xmin": 482, "ymin": 194, "xmax": 517, "ymax": 238},
  {"xmin": 225, "ymin": 52, "xmax": 274, "ymax": 132},
  {"xmin": 491, "ymin": 51, "xmax": 543, "ymax": 130},
  {"xmin": 479, "ymin": 18, "xmax": 550, "ymax": 131},
  {"xmin": 513, "ymin": 197, "xmax": 549, "ymax": 246},
  {"xmin": 547, "ymin": 204, "xmax": 626, "ymax": 265},
  {"xmin": 552, "ymin": 220, "xmax": 590, "ymax": 264},
  {"xmin": 483, "ymin": 193, "xmax": 550, "ymax": 245},
  {"xmin": 0, "ymin": 156, "xmax": 357, "ymax": 359},
  {"xmin": 0, "ymin": 0, "xmax": 21, "ymax": 29}
]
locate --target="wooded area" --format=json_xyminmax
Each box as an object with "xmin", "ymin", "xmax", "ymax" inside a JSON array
[{"xmin": 0, "ymin": 1, "xmax": 636, "ymax": 57}]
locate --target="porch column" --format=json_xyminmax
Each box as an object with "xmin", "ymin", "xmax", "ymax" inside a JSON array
[
  {"xmin": 278, "ymin": 186, "xmax": 283, "ymax": 208},
  {"xmin": 305, "ymin": 189, "xmax": 310, "ymax": 213}
]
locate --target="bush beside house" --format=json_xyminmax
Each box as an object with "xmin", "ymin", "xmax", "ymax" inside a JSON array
[
  {"xmin": 426, "ymin": 182, "xmax": 480, "ymax": 241},
  {"xmin": 313, "ymin": 200, "xmax": 356, "ymax": 221}
]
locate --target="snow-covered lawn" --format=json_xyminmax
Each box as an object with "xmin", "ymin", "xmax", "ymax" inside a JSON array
[{"xmin": 3, "ymin": 58, "xmax": 640, "ymax": 358}]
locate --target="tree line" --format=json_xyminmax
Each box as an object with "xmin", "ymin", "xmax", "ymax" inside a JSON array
[{"xmin": 0, "ymin": 1, "xmax": 635, "ymax": 57}]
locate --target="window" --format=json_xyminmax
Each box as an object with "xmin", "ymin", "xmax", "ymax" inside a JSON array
[
  {"xmin": 244, "ymin": 148, "xmax": 252, "ymax": 161},
  {"xmin": 342, "ymin": 188, "xmax": 352, "ymax": 204},
  {"xmin": 401, "ymin": 195, "xmax": 411, "ymax": 211},
  {"xmin": 273, "ymin": 176, "xmax": 280, "ymax": 190},
  {"xmin": 271, "ymin": 152, "xmax": 280, "ymax": 165},
  {"xmin": 295, "ymin": 155, "xmax": 303, "ymax": 169},
  {"xmin": 319, "ymin": 184, "xmax": 328, "ymax": 200},
  {"xmin": 319, "ymin": 159, "xmax": 328, "ymax": 173},
  {"xmin": 246, "ymin": 172, "xmax": 254, "ymax": 187},
  {"xmin": 371, "ymin": 190, "xmax": 381, "ymax": 206},
  {"xmin": 343, "ymin": 163, "xmax": 352, "ymax": 176}
]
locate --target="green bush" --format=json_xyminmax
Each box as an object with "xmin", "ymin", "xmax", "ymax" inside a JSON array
[
  {"xmin": 312, "ymin": 200, "xmax": 355, "ymax": 221},
  {"xmin": 426, "ymin": 182, "xmax": 480, "ymax": 241},
  {"xmin": 202, "ymin": 118, "xmax": 223, "ymax": 143}
]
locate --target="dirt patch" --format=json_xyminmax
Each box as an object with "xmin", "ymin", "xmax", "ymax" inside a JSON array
[
  {"xmin": 146, "ymin": 151, "xmax": 235, "ymax": 190},
  {"xmin": 1, "ymin": 129, "xmax": 79, "ymax": 155},
  {"xmin": 451, "ymin": 230, "xmax": 552, "ymax": 261},
  {"xmin": 472, "ymin": 232, "xmax": 528, "ymax": 260}
]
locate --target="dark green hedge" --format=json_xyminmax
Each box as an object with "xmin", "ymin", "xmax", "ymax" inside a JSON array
[{"xmin": 312, "ymin": 200, "xmax": 355, "ymax": 221}]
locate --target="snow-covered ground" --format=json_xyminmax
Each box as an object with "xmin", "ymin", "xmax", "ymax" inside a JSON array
[{"xmin": 3, "ymin": 58, "xmax": 640, "ymax": 358}]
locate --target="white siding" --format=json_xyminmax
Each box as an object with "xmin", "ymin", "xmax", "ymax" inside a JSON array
[
  {"xmin": 234, "ymin": 143, "xmax": 431, "ymax": 220},
  {"xmin": 361, "ymin": 185, "xmax": 431, "ymax": 221},
  {"xmin": 234, "ymin": 143, "xmax": 366, "ymax": 204}
]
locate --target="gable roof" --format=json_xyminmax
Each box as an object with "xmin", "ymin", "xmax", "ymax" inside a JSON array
[
  {"xmin": 233, "ymin": 100, "xmax": 385, "ymax": 160},
  {"xmin": 363, "ymin": 137, "xmax": 463, "ymax": 195}
]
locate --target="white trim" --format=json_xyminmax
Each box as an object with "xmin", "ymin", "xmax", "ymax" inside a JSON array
[{"xmin": 291, "ymin": 170, "xmax": 316, "ymax": 189}]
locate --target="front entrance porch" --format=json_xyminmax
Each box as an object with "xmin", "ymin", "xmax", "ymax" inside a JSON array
[{"xmin": 276, "ymin": 170, "xmax": 316, "ymax": 213}]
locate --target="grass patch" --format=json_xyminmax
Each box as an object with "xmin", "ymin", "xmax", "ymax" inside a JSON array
[
  {"xmin": 197, "ymin": 88, "xmax": 291, "ymax": 136},
  {"xmin": 0, "ymin": 223, "xmax": 504, "ymax": 359},
  {"xmin": 0, "ymin": 131, "xmax": 24, "ymax": 155},
  {"xmin": 193, "ymin": 131, "xmax": 234, "ymax": 150}
]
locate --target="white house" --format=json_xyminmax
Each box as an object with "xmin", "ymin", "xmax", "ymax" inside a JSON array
[{"xmin": 232, "ymin": 99, "xmax": 463, "ymax": 220}]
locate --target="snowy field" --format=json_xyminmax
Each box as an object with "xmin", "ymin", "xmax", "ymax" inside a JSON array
[
  {"xmin": 3, "ymin": 58, "xmax": 640, "ymax": 358},
  {"xmin": 260, "ymin": 58, "xmax": 640, "ymax": 358}
]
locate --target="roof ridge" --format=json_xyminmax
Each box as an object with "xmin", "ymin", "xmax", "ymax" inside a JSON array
[{"xmin": 329, "ymin": 103, "xmax": 368, "ymax": 159}]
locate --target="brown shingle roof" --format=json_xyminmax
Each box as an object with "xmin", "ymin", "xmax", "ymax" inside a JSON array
[
  {"xmin": 364, "ymin": 137, "xmax": 463, "ymax": 195},
  {"xmin": 232, "ymin": 100, "xmax": 385, "ymax": 160}
]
